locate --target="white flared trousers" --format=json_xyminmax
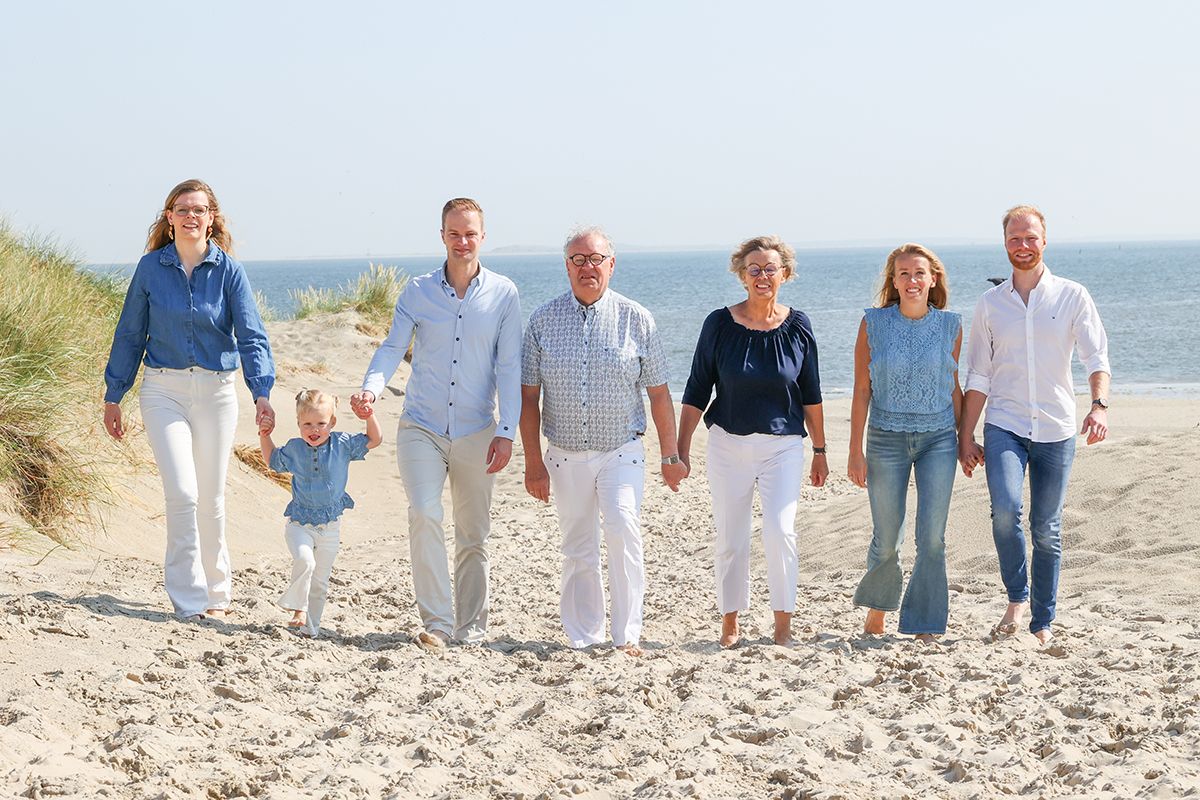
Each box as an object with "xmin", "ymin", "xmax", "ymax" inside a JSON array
[
  {"xmin": 706, "ymin": 424, "xmax": 807, "ymax": 615},
  {"xmin": 139, "ymin": 367, "xmax": 238, "ymax": 618},
  {"xmin": 546, "ymin": 439, "xmax": 646, "ymax": 648},
  {"xmin": 396, "ymin": 420, "xmax": 497, "ymax": 643},
  {"xmin": 279, "ymin": 519, "xmax": 341, "ymax": 637}
]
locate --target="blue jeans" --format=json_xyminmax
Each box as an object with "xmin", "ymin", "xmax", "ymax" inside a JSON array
[
  {"xmin": 853, "ymin": 426, "xmax": 957, "ymax": 634},
  {"xmin": 983, "ymin": 423, "xmax": 1076, "ymax": 634}
]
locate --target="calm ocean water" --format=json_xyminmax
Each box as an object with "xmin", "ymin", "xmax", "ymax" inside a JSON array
[{"xmin": 91, "ymin": 242, "xmax": 1200, "ymax": 397}]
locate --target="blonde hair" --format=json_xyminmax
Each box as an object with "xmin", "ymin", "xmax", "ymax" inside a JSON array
[
  {"xmin": 441, "ymin": 197, "xmax": 484, "ymax": 228},
  {"xmin": 729, "ymin": 235, "xmax": 796, "ymax": 282},
  {"xmin": 1002, "ymin": 204, "xmax": 1046, "ymax": 237},
  {"xmin": 877, "ymin": 243, "xmax": 950, "ymax": 309},
  {"xmin": 146, "ymin": 179, "xmax": 233, "ymax": 254},
  {"xmin": 295, "ymin": 389, "xmax": 337, "ymax": 417}
]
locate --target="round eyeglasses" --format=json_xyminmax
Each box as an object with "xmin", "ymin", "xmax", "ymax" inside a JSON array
[
  {"xmin": 568, "ymin": 253, "xmax": 612, "ymax": 267},
  {"xmin": 171, "ymin": 205, "xmax": 210, "ymax": 217},
  {"xmin": 745, "ymin": 264, "xmax": 780, "ymax": 278}
]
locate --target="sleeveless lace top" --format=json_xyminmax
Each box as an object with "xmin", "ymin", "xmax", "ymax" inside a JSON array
[{"xmin": 865, "ymin": 305, "xmax": 961, "ymax": 432}]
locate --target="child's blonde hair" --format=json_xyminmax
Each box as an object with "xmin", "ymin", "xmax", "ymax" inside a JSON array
[{"xmin": 295, "ymin": 389, "xmax": 337, "ymax": 417}]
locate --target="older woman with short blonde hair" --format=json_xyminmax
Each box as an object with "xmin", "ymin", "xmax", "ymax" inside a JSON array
[{"xmin": 677, "ymin": 235, "xmax": 828, "ymax": 647}]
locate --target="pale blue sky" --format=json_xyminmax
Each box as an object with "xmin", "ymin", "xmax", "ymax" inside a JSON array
[{"xmin": 2, "ymin": 1, "xmax": 1197, "ymax": 262}]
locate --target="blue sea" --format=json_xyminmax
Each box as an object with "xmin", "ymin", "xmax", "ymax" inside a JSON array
[{"xmin": 91, "ymin": 241, "xmax": 1200, "ymax": 397}]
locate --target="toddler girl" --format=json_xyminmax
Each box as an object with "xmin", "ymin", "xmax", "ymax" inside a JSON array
[{"xmin": 260, "ymin": 389, "xmax": 381, "ymax": 636}]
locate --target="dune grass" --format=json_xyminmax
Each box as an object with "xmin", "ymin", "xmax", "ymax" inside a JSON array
[
  {"xmin": 0, "ymin": 223, "xmax": 125, "ymax": 547},
  {"xmin": 291, "ymin": 263, "xmax": 407, "ymax": 323}
]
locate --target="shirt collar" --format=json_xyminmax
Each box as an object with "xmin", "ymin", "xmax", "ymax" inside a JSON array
[
  {"xmin": 570, "ymin": 289, "xmax": 612, "ymax": 315},
  {"xmin": 440, "ymin": 261, "xmax": 485, "ymax": 291},
  {"xmin": 158, "ymin": 241, "xmax": 221, "ymax": 268}
]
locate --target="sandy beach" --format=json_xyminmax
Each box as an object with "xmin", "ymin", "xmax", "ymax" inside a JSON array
[{"xmin": 2, "ymin": 310, "xmax": 1198, "ymax": 799}]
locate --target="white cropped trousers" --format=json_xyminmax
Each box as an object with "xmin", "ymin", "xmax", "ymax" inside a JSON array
[
  {"xmin": 139, "ymin": 367, "xmax": 238, "ymax": 618},
  {"xmin": 706, "ymin": 424, "xmax": 807, "ymax": 615}
]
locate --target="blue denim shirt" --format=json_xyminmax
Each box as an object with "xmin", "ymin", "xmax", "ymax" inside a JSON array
[
  {"xmin": 269, "ymin": 432, "xmax": 370, "ymax": 525},
  {"xmin": 103, "ymin": 242, "xmax": 275, "ymax": 403}
]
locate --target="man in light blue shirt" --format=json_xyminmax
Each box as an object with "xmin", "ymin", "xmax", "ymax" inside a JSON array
[{"xmin": 351, "ymin": 198, "xmax": 521, "ymax": 647}]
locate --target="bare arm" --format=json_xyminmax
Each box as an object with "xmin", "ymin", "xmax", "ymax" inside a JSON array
[
  {"xmin": 847, "ymin": 319, "xmax": 870, "ymax": 488},
  {"xmin": 1081, "ymin": 370, "xmax": 1111, "ymax": 445},
  {"xmin": 951, "ymin": 327, "xmax": 964, "ymax": 427},
  {"xmin": 519, "ymin": 384, "xmax": 549, "ymax": 502},
  {"xmin": 803, "ymin": 403, "xmax": 828, "ymax": 487},
  {"xmin": 677, "ymin": 404, "xmax": 704, "ymax": 474},
  {"xmin": 958, "ymin": 389, "xmax": 987, "ymax": 477},
  {"xmin": 364, "ymin": 406, "xmax": 382, "ymax": 450},
  {"xmin": 646, "ymin": 384, "xmax": 685, "ymax": 491},
  {"xmin": 259, "ymin": 431, "xmax": 276, "ymax": 465}
]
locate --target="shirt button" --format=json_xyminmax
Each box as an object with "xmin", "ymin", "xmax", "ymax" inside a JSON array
[
  {"xmin": 451, "ymin": 381, "xmax": 455, "ymax": 385},
  {"xmin": 456, "ymin": 337, "xmax": 460, "ymax": 341}
]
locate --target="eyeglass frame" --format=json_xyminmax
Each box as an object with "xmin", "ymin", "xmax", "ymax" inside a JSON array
[
  {"xmin": 171, "ymin": 205, "xmax": 211, "ymax": 217},
  {"xmin": 567, "ymin": 253, "xmax": 613, "ymax": 268},
  {"xmin": 744, "ymin": 264, "xmax": 781, "ymax": 278}
]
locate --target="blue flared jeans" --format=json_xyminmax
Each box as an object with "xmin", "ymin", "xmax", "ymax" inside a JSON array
[
  {"xmin": 983, "ymin": 423, "xmax": 1075, "ymax": 634},
  {"xmin": 853, "ymin": 425, "xmax": 957, "ymax": 634}
]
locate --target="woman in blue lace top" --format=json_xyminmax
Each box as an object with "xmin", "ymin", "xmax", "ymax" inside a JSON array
[{"xmin": 847, "ymin": 244, "xmax": 962, "ymax": 641}]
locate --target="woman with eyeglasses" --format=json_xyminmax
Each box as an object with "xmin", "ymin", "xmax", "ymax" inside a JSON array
[
  {"xmin": 677, "ymin": 235, "xmax": 828, "ymax": 647},
  {"xmin": 847, "ymin": 244, "xmax": 962, "ymax": 643},
  {"xmin": 103, "ymin": 179, "xmax": 276, "ymax": 622}
]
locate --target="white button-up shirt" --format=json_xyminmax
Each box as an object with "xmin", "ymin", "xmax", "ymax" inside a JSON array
[
  {"xmin": 363, "ymin": 264, "xmax": 522, "ymax": 441},
  {"xmin": 964, "ymin": 268, "xmax": 1110, "ymax": 442}
]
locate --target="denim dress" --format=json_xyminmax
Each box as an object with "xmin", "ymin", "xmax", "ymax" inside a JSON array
[
  {"xmin": 269, "ymin": 432, "xmax": 370, "ymax": 524},
  {"xmin": 853, "ymin": 305, "xmax": 961, "ymax": 634}
]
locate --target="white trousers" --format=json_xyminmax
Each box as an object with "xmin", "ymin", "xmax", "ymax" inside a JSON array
[
  {"xmin": 396, "ymin": 420, "xmax": 496, "ymax": 643},
  {"xmin": 547, "ymin": 439, "xmax": 646, "ymax": 648},
  {"xmin": 139, "ymin": 367, "xmax": 238, "ymax": 618},
  {"xmin": 279, "ymin": 519, "xmax": 341, "ymax": 637},
  {"xmin": 706, "ymin": 424, "xmax": 807, "ymax": 615}
]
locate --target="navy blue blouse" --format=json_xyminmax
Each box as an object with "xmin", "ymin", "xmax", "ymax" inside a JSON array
[{"xmin": 682, "ymin": 307, "xmax": 822, "ymax": 436}]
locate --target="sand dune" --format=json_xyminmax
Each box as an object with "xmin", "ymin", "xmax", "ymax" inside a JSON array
[{"xmin": 2, "ymin": 311, "xmax": 1198, "ymax": 799}]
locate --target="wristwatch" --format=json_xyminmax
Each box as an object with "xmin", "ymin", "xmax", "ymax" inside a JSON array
[
  {"xmin": 812, "ymin": 446, "xmax": 827, "ymax": 455},
  {"xmin": 662, "ymin": 454, "xmax": 681, "ymax": 465},
  {"xmin": 1091, "ymin": 397, "xmax": 1109, "ymax": 410}
]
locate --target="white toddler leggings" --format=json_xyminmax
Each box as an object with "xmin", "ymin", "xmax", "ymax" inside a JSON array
[
  {"xmin": 279, "ymin": 519, "xmax": 341, "ymax": 637},
  {"xmin": 139, "ymin": 367, "xmax": 238, "ymax": 618}
]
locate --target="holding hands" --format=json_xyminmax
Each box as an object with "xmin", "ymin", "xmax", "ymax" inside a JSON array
[
  {"xmin": 959, "ymin": 437, "xmax": 984, "ymax": 478},
  {"xmin": 349, "ymin": 391, "xmax": 375, "ymax": 420}
]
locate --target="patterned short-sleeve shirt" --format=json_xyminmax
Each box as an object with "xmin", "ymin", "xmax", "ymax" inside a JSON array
[{"xmin": 522, "ymin": 289, "xmax": 669, "ymax": 452}]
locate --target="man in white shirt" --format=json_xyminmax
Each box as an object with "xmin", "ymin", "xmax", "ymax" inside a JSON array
[
  {"xmin": 351, "ymin": 198, "xmax": 521, "ymax": 648},
  {"xmin": 959, "ymin": 205, "xmax": 1110, "ymax": 644}
]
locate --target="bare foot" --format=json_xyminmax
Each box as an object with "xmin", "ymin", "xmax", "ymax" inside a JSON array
[
  {"xmin": 618, "ymin": 643, "xmax": 644, "ymax": 657},
  {"xmin": 288, "ymin": 610, "xmax": 306, "ymax": 628},
  {"xmin": 205, "ymin": 608, "xmax": 228, "ymax": 619},
  {"xmin": 417, "ymin": 630, "xmax": 449, "ymax": 651},
  {"xmin": 773, "ymin": 610, "xmax": 793, "ymax": 646},
  {"xmin": 1033, "ymin": 628, "xmax": 1053, "ymax": 645},
  {"xmin": 913, "ymin": 633, "xmax": 938, "ymax": 644},
  {"xmin": 864, "ymin": 609, "xmax": 886, "ymax": 635},
  {"xmin": 990, "ymin": 601, "xmax": 1027, "ymax": 640},
  {"xmin": 719, "ymin": 612, "xmax": 740, "ymax": 648}
]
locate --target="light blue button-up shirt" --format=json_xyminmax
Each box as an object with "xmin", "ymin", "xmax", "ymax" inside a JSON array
[
  {"xmin": 269, "ymin": 431, "xmax": 370, "ymax": 525},
  {"xmin": 362, "ymin": 264, "xmax": 522, "ymax": 441},
  {"xmin": 103, "ymin": 242, "xmax": 275, "ymax": 404}
]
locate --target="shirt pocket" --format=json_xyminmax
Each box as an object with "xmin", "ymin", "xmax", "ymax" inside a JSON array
[{"xmin": 595, "ymin": 343, "xmax": 640, "ymax": 388}]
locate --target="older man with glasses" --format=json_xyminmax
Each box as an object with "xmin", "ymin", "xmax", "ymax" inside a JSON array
[{"xmin": 520, "ymin": 226, "xmax": 686, "ymax": 656}]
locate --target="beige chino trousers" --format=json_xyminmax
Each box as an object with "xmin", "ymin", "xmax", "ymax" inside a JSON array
[{"xmin": 396, "ymin": 419, "xmax": 497, "ymax": 643}]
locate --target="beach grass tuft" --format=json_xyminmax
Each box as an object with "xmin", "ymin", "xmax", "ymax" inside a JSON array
[
  {"xmin": 0, "ymin": 222, "xmax": 124, "ymax": 547},
  {"xmin": 291, "ymin": 263, "xmax": 407, "ymax": 323}
]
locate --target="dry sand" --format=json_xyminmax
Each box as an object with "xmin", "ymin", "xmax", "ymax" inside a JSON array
[{"xmin": 2, "ymin": 311, "xmax": 1198, "ymax": 799}]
